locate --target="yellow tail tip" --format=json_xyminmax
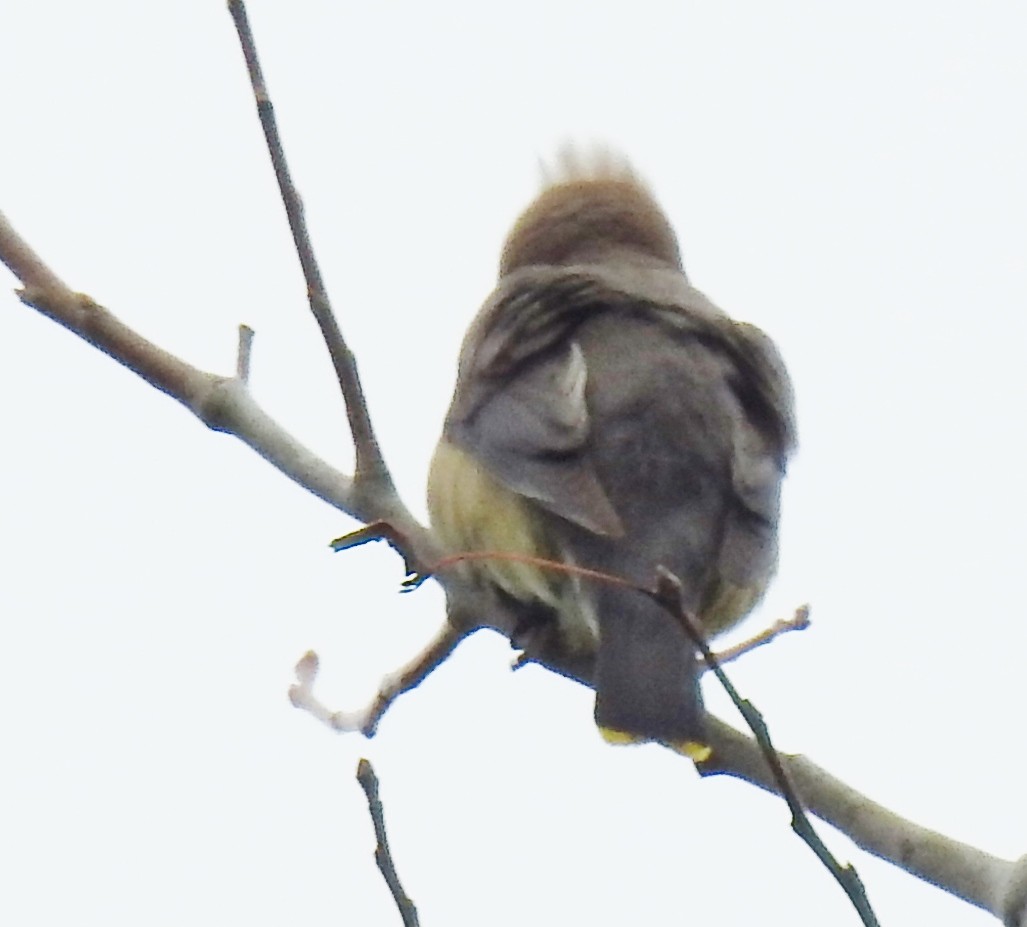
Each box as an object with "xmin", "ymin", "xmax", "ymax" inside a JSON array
[
  {"xmin": 598, "ymin": 726, "xmax": 712, "ymax": 762},
  {"xmin": 674, "ymin": 740, "xmax": 713, "ymax": 763},
  {"xmin": 598, "ymin": 726, "xmax": 639, "ymax": 746}
]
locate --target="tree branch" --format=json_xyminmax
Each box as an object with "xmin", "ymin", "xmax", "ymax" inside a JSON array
[
  {"xmin": 712, "ymin": 604, "xmax": 810, "ymax": 667},
  {"xmin": 357, "ymin": 759, "xmax": 420, "ymax": 927},
  {"xmin": 289, "ymin": 625, "xmax": 465, "ymax": 737},
  {"xmin": 702, "ymin": 718, "xmax": 1020, "ymax": 920},
  {"xmin": 0, "ymin": 213, "xmax": 416, "ymax": 536},
  {"xmin": 227, "ymin": 0, "xmax": 389, "ymax": 497}
]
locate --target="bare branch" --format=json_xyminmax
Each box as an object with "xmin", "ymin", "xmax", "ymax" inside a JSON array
[
  {"xmin": 356, "ymin": 759, "xmax": 420, "ymax": 927},
  {"xmin": 711, "ymin": 604, "xmax": 811, "ymax": 668},
  {"xmin": 416, "ymin": 552, "xmax": 1023, "ymax": 921},
  {"xmin": 227, "ymin": 0, "xmax": 390, "ymax": 494},
  {"xmin": 523, "ymin": 564, "xmax": 1020, "ymax": 924},
  {"xmin": 0, "ymin": 213, "xmax": 423, "ymax": 537},
  {"xmin": 236, "ymin": 324, "xmax": 255, "ymax": 382},
  {"xmin": 288, "ymin": 651, "xmax": 368, "ymax": 733},
  {"xmin": 289, "ymin": 625, "xmax": 466, "ymax": 737},
  {"xmin": 359, "ymin": 626, "xmax": 466, "ymax": 737},
  {"xmin": 650, "ymin": 569, "xmax": 878, "ymax": 925},
  {"xmin": 702, "ymin": 717, "xmax": 1018, "ymax": 921}
]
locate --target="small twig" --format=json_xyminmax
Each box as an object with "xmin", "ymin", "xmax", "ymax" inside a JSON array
[
  {"xmin": 226, "ymin": 0, "xmax": 391, "ymax": 492},
  {"xmin": 710, "ymin": 604, "xmax": 811, "ymax": 668},
  {"xmin": 288, "ymin": 651, "xmax": 372, "ymax": 733},
  {"xmin": 289, "ymin": 625, "xmax": 467, "ymax": 737},
  {"xmin": 651, "ymin": 570, "xmax": 878, "ymax": 927},
  {"xmin": 236, "ymin": 324, "xmax": 255, "ymax": 382},
  {"xmin": 356, "ymin": 759, "xmax": 420, "ymax": 927},
  {"xmin": 360, "ymin": 626, "xmax": 466, "ymax": 736}
]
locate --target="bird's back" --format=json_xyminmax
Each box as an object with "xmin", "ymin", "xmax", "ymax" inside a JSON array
[{"xmin": 428, "ymin": 151, "xmax": 795, "ymax": 745}]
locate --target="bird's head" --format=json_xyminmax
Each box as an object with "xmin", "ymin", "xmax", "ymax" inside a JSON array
[{"xmin": 499, "ymin": 147, "xmax": 683, "ymax": 275}]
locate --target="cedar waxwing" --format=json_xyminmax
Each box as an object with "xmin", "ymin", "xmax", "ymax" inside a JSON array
[{"xmin": 427, "ymin": 150, "xmax": 795, "ymax": 750}]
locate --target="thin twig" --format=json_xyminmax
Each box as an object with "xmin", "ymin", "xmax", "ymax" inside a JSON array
[
  {"xmin": 289, "ymin": 625, "xmax": 467, "ymax": 737},
  {"xmin": 357, "ymin": 759, "xmax": 420, "ymax": 927},
  {"xmin": 711, "ymin": 604, "xmax": 811, "ymax": 668},
  {"xmin": 226, "ymin": 0, "xmax": 391, "ymax": 492},
  {"xmin": 651, "ymin": 569, "xmax": 879, "ymax": 927},
  {"xmin": 236, "ymin": 324, "xmax": 255, "ymax": 382},
  {"xmin": 360, "ymin": 626, "xmax": 466, "ymax": 736}
]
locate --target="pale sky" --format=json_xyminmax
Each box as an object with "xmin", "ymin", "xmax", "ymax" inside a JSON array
[{"xmin": 3, "ymin": 2, "xmax": 1027, "ymax": 924}]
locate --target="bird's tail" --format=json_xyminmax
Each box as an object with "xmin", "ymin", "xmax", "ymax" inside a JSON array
[{"xmin": 592, "ymin": 584, "xmax": 708, "ymax": 757}]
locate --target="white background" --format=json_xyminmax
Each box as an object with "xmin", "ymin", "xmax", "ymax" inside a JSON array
[{"xmin": 2, "ymin": 2, "xmax": 1026, "ymax": 924}]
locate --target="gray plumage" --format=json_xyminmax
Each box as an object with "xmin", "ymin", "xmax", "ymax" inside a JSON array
[{"xmin": 428, "ymin": 153, "xmax": 795, "ymax": 747}]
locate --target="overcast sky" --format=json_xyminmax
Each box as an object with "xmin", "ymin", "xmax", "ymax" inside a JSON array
[{"xmin": 3, "ymin": 2, "xmax": 1027, "ymax": 925}]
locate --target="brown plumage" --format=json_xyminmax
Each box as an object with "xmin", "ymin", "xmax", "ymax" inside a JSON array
[{"xmin": 428, "ymin": 150, "xmax": 795, "ymax": 748}]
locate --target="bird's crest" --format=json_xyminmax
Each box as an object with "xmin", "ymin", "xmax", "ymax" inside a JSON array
[{"xmin": 500, "ymin": 145, "xmax": 682, "ymax": 275}]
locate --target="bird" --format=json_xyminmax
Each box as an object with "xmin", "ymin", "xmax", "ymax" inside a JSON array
[{"xmin": 427, "ymin": 149, "xmax": 795, "ymax": 753}]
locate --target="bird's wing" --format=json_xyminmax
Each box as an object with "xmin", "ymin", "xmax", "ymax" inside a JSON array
[
  {"xmin": 639, "ymin": 294, "xmax": 795, "ymax": 522},
  {"xmin": 446, "ymin": 264, "xmax": 795, "ymax": 552},
  {"xmin": 446, "ymin": 268, "xmax": 627, "ymax": 537}
]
